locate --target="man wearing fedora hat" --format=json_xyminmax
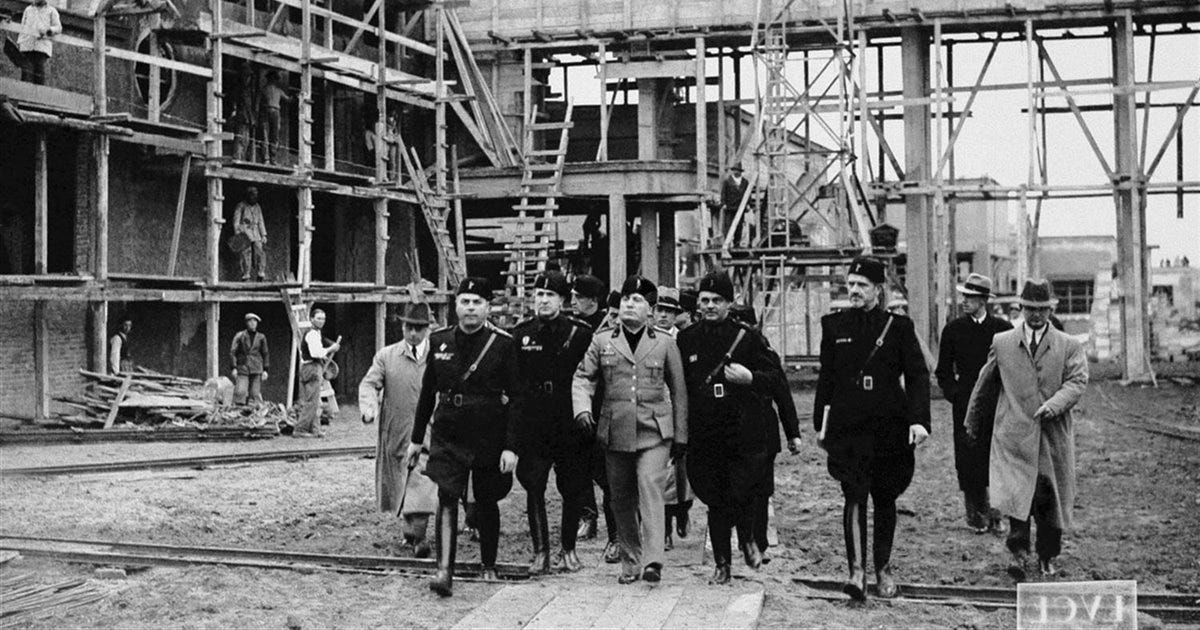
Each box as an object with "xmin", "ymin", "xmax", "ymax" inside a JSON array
[
  {"xmin": 359, "ymin": 302, "xmax": 437, "ymax": 557},
  {"xmin": 965, "ymin": 279, "xmax": 1088, "ymax": 580},
  {"xmin": 230, "ymin": 312, "xmax": 270, "ymax": 405},
  {"xmin": 936, "ymin": 273, "xmax": 1013, "ymax": 534}
]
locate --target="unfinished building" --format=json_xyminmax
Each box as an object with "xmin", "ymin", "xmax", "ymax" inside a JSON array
[{"xmin": 1, "ymin": 0, "xmax": 1196, "ymax": 421}]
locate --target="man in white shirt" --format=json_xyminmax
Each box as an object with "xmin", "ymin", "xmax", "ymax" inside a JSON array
[
  {"xmin": 296, "ymin": 308, "xmax": 340, "ymax": 437},
  {"xmin": 17, "ymin": 0, "xmax": 61, "ymax": 85}
]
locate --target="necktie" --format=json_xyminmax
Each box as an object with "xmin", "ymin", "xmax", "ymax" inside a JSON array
[{"xmin": 1030, "ymin": 330, "xmax": 1039, "ymax": 356}]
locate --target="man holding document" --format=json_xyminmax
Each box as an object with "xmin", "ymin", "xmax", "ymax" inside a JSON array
[{"xmin": 813, "ymin": 256, "xmax": 931, "ymax": 601}]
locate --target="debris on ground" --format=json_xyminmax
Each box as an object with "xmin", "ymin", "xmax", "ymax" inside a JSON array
[{"xmin": 42, "ymin": 367, "xmax": 288, "ymax": 432}]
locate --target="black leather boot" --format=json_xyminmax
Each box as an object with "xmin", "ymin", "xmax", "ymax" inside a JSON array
[
  {"xmin": 842, "ymin": 500, "xmax": 868, "ymax": 601},
  {"xmin": 709, "ymin": 510, "xmax": 733, "ymax": 585},
  {"xmin": 526, "ymin": 495, "xmax": 551, "ymax": 576},
  {"xmin": 876, "ymin": 564, "xmax": 899, "ymax": 598},
  {"xmin": 429, "ymin": 500, "xmax": 458, "ymax": 598}
]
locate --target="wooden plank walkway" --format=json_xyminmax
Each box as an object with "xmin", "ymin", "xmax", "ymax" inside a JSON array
[{"xmin": 456, "ymin": 584, "xmax": 764, "ymax": 630}]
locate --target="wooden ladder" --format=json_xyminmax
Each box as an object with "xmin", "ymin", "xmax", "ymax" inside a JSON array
[
  {"xmin": 401, "ymin": 146, "xmax": 467, "ymax": 287},
  {"xmin": 504, "ymin": 102, "xmax": 574, "ymax": 314}
]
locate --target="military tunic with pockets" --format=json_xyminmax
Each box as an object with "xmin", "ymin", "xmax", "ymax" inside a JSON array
[{"xmin": 412, "ymin": 324, "xmax": 522, "ymax": 500}]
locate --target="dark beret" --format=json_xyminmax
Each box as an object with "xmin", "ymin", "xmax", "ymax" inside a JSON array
[
  {"xmin": 847, "ymin": 256, "xmax": 886, "ymax": 285},
  {"xmin": 620, "ymin": 275, "xmax": 657, "ymax": 305},
  {"xmin": 533, "ymin": 271, "xmax": 571, "ymax": 298},
  {"xmin": 571, "ymin": 274, "xmax": 605, "ymax": 300},
  {"xmin": 456, "ymin": 276, "xmax": 492, "ymax": 298},
  {"xmin": 698, "ymin": 271, "xmax": 734, "ymax": 302}
]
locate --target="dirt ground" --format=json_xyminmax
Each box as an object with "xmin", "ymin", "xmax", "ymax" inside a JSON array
[{"xmin": 1, "ymin": 359, "xmax": 1197, "ymax": 628}]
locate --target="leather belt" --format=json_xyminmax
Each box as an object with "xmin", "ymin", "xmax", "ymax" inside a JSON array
[{"xmin": 438, "ymin": 392, "xmax": 502, "ymax": 408}]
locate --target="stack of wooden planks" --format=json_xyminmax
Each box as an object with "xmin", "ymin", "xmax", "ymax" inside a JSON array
[
  {"xmin": 0, "ymin": 573, "xmax": 105, "ymax": 628},
  {"xmin": 47, "ymin": 368, "xmax": 286, "ymax": 431}
]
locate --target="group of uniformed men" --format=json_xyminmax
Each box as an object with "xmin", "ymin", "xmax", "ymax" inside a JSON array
[{"xmin": 362, "ymin": 254, "xmax": 1082, "ymax": 603}]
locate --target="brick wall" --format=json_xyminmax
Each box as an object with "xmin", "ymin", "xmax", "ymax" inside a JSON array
[{"xmin": 0, "ymin": 300, "xmax": 88, "ymax": 419}]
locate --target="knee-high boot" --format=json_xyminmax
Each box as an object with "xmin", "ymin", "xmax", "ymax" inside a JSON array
[
  {"xmin": 708, "ymin": 509, "xmax": 732, "ymax": 585},
  {"xmin": 873, "ymin": 498, "xmax": 899, "ymax": 598},
  {"xmin": 526, "ymin": 494, "xmax": 550, "ymax": 575},
  {"xmin": 429, "ymin": 499, "xmax": 459, "ymax": 597},
  {"xmin": 477, "ymin": 501, "xmax": 501, "ymax": 577},
  {"xmin": 735, "ymin": 506, "xmax": 762, "ymax": 570},
  {"xmin": 842, "ymin": 499, "xmax": 868, "ymax": 601}
]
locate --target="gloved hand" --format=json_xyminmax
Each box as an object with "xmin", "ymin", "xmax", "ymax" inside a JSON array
[
  {"xmin": 670, "ymin": 441, "xmax": 687, "ymax": 463},
  {"xmin": 909, "ymin": 424, "xmax": 929, "ymax": 446},
  {"xmin": 575, "ymin": 412, "xmax": 595, "ymax": 433}
]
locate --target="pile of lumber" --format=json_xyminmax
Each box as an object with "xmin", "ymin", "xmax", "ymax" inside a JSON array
[
  {"xmin": 0, "ymin": 572, "xmax": 105, "ymax": 628},
  {"xmin": 49, "ymin": 368, "xmax": 287, "ymax": 431}
]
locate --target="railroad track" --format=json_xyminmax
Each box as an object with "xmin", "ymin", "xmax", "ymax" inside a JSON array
[
  {"xmin": 0, "ymin": 535, "xmax": 528, "ymax": 581},
  {"xmin": 0, "ymin": 446, "xmax": 375, "ymax": 476},
  {"xmin": 795, "ymin": 577, "xmax": 1200, "ymax": 623}
]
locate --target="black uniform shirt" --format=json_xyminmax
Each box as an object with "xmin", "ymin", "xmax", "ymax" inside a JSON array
[
  {"xmin": 677, "ymin": 317, "xmax": 781, "ymax": 452},
  {"xmin": 512, "ymin": 314, "xmax": 592, "ymax": 417},
  {"xmin": 412, "ymin": 324, "xmax": 522, "ymax": 452},
  {"xmin": 813, "ymin": 304, "xmax": 931, "ymax": 446}
]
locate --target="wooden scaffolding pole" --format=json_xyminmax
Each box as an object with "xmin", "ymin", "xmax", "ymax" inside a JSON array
[
  {"xmin": 34, "ymin": 129, "xmax": 50, "ymax": 417},
  {"xmin": 373, "ymin": 0, "xmax": 389, "ymax": 351},
  {"xmin": 435, "ymin": 5, "xmax": 449, "ymax": 288},
  {"xmin": 205, "ymin": 0, "xmax": 225, "ymax": 379},
  {"xmin": 91, "ymin": 15, "xmax": 110, "ymax": 374},
  {"xmin": 1112, "ymin": 12, "xmax": 1152, "ymax": 383},
  {"xmin": 695, "ymin": 36, "xmax": 708, "ymax": 253},
  {"xmin": 298, "ymin": 0, "xmax": 314, "ymax": 288}
]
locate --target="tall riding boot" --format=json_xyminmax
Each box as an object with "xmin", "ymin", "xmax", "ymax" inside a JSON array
[
  {"xmin": 842, "ymin": 499, "xmax": 868, "ymax": 601},
  {"xmin": 736, "ymin": 509, "xmax": 762, "ymax": 570},
  {"xmin": 477, "ymin": 501, "xmax": 501, "ymax": 579},
  {"xmin": 429, "ymin": 500, "xmax": 458, "ymax": 597},
  {"xmin": 874, "ymin": 498, "xmax": 899, "ymax": 598},
  {"xmin": 708, "ymin": 510, "xmax": 732, "ymax": 585},
  {"xmin": 526, "ymin": 494, "xmax": 551, "ymax": 575}
]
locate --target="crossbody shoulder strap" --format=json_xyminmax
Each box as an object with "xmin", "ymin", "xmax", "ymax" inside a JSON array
[
  {"xmin": 704, "ymin": 328, "xmax": 748, "ymax": 385},
  {"xmin": 855, "ymin": 315, "xmax": 894, "ymax": 382},
  {"xmin": 461, "ymin": 332, "xmax": 499, "ymax": 383}
]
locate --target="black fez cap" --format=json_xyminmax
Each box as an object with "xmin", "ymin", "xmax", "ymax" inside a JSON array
[
  {"xmin": 606, "ymin": 290, "xmax": 622, "ymax": 309},
  {"xmin": 571, "ymin": 274, "xmax": 605, "ymax": 300},
  {"xmin": 680, "ymin": 289, "xmax": 699, "ymax": 312},
  {"xmin": 534, "ymin": 271, "xmax": 571, "ymax": 298},
  {"xmin": 620, "ymin": 275, "xmax": 657, "ymax": 305},
  {"xmin": 456, "ymin": 276, "xmax": 491, "ymax": 298},
  {"xmin": 698, "ymin": 271, "xmax": 735, "ymax": 302},
  {"xmin": 847, "ymin": 256, "xmax": 886, "ymax": 285}
]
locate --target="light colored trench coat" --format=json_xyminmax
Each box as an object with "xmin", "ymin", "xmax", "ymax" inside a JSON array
[
  {"xmin": 964, "ymin": 325, "xmax": 1088, "ymax": 529},
  {"xmin": 358, "ymin": 340, "xmax": 437, "ymax": 516}
]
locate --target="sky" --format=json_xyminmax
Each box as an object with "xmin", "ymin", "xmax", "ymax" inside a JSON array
[{"xmin": 553, "ymin": 26, "xmax": 1199, "ymax": 263}]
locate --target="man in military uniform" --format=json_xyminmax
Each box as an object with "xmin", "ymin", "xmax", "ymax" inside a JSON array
[
  {"xmin": 573, "ymin": 276, "xmax": 688, "ymax": 584},
  {"xmin": 814, "ymin": 256, "xmax": 930, "ymax": 600},
  {"xmin": 407, "ymin": 277, "xmax": 522, "ymax": 597},
  {"xmin": 677, "ymin": 271, "xmax": 790, "ymax": 584},
  {"xmin": 935, "ymin": 273, "xmax": 1012, "ymax": 533},
  {"xmin": 512, "ymin": 271, "xmax": 594, "ymax": 574},
  {"xmin": 572, "ymin": 274, "xmax": 608, "ymax": 331},
  {"xmin": 678, "ymin": 289, "xmax": 699, "ymax": 332},
  {"xmin": 728, "ymin": 305, "xmax": 802, "ymax": 565}
]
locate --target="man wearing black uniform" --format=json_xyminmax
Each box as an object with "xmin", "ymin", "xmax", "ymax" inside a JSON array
[
  {"xmin": 728, "ymin": 305, "xmax": 802, "ymax": 565},
  {"xmin": 512, "ymin": 271, "xmax": 594, "ymax": 574},
  {"xmin": 572, "ymin": 274, "xmax": 608, "ymax": 332},
  {"xmin": 408, "ymin": 277, "xmax": 522, "ymax": 597},
  {"xmin": 677, "ymin": 271, "xmax": 786, "ymax": 584},
  {"xmin": 814, "ymin": 257, "xmax": 930, "ymax": 600},
  {"xmin": 935, "ymin": 273, "xmax": 1012, "ymax": 534}
]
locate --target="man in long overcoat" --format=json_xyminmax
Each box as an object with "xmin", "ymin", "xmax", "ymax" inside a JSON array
[
  {"xmin": 573, "ymin": 276, "xmax": 688, "ymax": 585},
  {"xmin": 966, "ymin": 279, "xmax": 1087, "ymax": 580},
  {"xmin": 935, "ymin": 273, "xmax": 1012, "ymax": 533},
  {"xmin": 359, "ymin": 303, "xmax": 437, "ymax": 556}
]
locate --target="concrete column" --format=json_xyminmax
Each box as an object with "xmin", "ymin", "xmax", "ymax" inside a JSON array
[
  {"xmin": 901, "ymin": 27, "xmax": 934, "ymax": 346},
  {"xmin": 640, "ymin": 204, "xmax": 658, "ymax": 282},
  {"xmin": 1112, "ymin": 15, "xmax": 1150, "ymax": 382},
  {"xmin": 608, "ymin": 193, "xmax": 627, "ymax": 287},
  {"xmin": 637, "ymin": 79, "xmax": 673, "ymax": 161},
  {"xmin": 658, "ymin": 209, "xmax": 676, "ymax": 286}
]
